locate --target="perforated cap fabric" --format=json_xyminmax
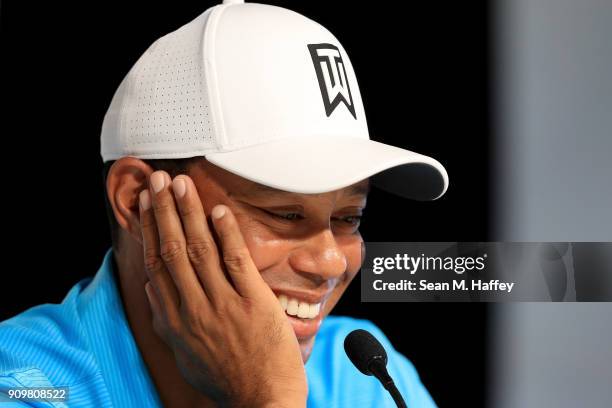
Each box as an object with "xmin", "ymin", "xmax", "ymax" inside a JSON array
[
  {"xmin": 101, "ymin": 8, "xmax": 218, "ymax": 160},
  {"xmin": 100, "ymin": 0, "xmax": 449, "ymax": 200}
]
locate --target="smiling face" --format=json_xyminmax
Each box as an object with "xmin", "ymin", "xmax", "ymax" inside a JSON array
[{"xmin": 186, "ymin": 159, "xmax": 368, "ymax": 361}]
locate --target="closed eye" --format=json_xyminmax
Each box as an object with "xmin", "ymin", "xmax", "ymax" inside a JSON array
[
  {"xmin": 271, "ymin": 212, "xmax": 304, "ymax": 221},
  {"xmin": 256, "ymin": 206, "xmax": 364, "ymax": 229},
  {"xmin": 261, "ymin": 209, "xmax": 305, "ymax": 221},
  {"xmin": 333, "ymin": 215, "xmax": 362, "ymax": 225}
]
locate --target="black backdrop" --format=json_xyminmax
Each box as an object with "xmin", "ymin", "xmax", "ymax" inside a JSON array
[{"xmin": 0, "ymin": 1, "xmax": 490, "ymax": 407}]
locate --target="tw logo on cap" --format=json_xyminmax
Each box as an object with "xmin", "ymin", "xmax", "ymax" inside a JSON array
[{"xmin": 308, "ymin": 43, "xmax": 357, "ymax": 119}]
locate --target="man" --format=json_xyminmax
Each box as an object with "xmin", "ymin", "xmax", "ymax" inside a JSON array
[{"xmin": 0, "ymin": 1, "xmax": 448, "ymax": 406}]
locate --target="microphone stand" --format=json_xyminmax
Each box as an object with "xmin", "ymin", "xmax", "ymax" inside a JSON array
[{"xmin": 369, "ymin": 357, "xmax": 407, "ymax": 408}]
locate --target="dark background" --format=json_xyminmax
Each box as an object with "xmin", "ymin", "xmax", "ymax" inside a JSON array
[{"xmin": 0, "ymin": 1, "xmax": 490, "ymax": 407}]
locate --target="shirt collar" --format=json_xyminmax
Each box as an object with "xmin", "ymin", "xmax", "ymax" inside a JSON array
[{"xmin": 77, "ymin": 248, "xmax": 163, "ymax": 407}]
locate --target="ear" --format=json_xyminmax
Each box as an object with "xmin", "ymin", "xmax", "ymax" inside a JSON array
[{"xmin": 106, "ymin": 157, "xmax": 154, "ymax": 245}]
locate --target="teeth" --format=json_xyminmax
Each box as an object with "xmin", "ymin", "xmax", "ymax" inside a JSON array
[
  {"xmin": 278, "ymin": 295, "xmax": 288, "ymax": 310},
  {"xmin": 287, "ymin": 298, "xmax": 299, "ymax": 316},
  {"xmin": 309, "ymin": 303, "xmax": 320, "ymax": 317},
  {"xmin": 277, "ymin": 294, "xmax": 321, "ymax": 319},
  {"xmin": 297, "ymin": 302, "xmax": 310, "ymax": 318}
]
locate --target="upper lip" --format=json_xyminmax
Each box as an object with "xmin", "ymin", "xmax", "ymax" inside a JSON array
[{"xmin": 271, "ymin": 288, "xmax": 332, "ymax": 304}]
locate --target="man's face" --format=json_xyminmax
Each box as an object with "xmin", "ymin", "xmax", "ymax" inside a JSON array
[{"xmin": 187, "ymin": 160, "xmax": 368, "ymax": 362}]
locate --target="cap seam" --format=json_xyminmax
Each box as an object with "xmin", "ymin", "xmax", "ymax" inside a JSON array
[
  {"xmin": 121, "ymin": 49, "xmax": 151, "ymax": 156},
  {"xmin": 202, "ymin": 4, "xmax": 228, "ymax": 150},
  {"xmin": 103, "ymin": 146, "xmax": 221, "ymax": 161}
]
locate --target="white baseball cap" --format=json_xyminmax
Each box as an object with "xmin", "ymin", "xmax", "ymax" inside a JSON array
[{"xmin": 101, "ymin": 0, "xmax": 448, "ymax": 200}]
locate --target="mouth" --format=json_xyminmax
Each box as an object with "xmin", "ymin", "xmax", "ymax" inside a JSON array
[{"xmin": 273, "ymin": 290, "xmax": 328, "ymax": 340}]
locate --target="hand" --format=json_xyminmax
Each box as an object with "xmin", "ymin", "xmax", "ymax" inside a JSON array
[{"xmin": 139, "ymin": 171, "xmax": 307, "ymax": 407}]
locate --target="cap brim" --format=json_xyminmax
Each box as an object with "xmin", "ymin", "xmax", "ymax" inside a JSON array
[{"xmin": 205, "ymin": 136, "xmax": 448, "ymax": 201}]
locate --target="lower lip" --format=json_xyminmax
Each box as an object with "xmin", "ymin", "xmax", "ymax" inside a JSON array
[{"xmin": 286, "ymin": 311, "xmax": 323, "ymax": 339}]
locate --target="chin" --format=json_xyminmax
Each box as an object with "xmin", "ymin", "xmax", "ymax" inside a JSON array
[{"xmin": 298, "ymin": 335, "xmax": 317, "ymax": 363}]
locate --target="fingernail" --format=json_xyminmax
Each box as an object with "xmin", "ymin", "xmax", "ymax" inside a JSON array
[
  {"xmin": 212, "ymin": 205, "xmax": 226, "ymax": 219},
  {"xmin": 150, "ymin": 171, "xmax": 165, "ymax": 193},
  {"xmin": 140, "ymin": 190, "xmax": 151, "ymax": 210},
  {"xmin": 173, "ymin": 177, "xmax": 186, "ymax": 198}
]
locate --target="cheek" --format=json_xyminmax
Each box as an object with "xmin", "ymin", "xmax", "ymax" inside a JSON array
[{"xmin": 237, "ymin": 217, "xmax": 290, "ymax": 271}]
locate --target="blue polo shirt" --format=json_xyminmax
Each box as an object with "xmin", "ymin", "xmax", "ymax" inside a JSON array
[{"xmin": 0, "ymin": 249, "xmax": 437, "ymax": 407}]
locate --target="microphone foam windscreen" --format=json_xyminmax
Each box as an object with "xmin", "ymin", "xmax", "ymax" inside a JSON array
[{"xmin": 344, "ymin": 329, "xmax": 388, "ymax": 375}]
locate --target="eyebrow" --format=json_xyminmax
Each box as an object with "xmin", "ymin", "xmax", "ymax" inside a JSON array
[
  {"xmin": 244, "ymin": 180, "xmax": 371, "ymax": 198},
  {"xmin": 346, "ymin": 182, "xmax": 371, "ymax": 197}
]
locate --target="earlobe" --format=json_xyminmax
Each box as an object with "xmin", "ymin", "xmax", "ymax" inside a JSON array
[{"xmin": 106, "ymin": 157, "xmax": 153, "ymax": 245}]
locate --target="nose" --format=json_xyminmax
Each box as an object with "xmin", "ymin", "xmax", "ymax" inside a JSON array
[{"xmin": 288, "ymin": 228, "xmax": 348, "ymax": 282}]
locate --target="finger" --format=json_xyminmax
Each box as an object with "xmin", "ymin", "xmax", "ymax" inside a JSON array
[
  {"xmin": 144, "ymin": 281, "xmax": 163, "ymax": 323},
  {"xmin": 140, "ymin": 189, "xmax": 180, "ymax": 318},
  {"xmin": 145, "ymin": 281, "xmax": 173, "ymax": 344},
  {"xmin": 210, "ymin": 204, "xmax": 268, "ymax": 298},
  {"xmin": 149, "ymin": 171, "xmax": 204, "ymax": 301},
  {"xmin": 145, "ymin": 281, "xmax": 161, "ymax": 313},
  {"xmin": 171, "ymin": 175, "xmax": 233, "ymax": 301}
]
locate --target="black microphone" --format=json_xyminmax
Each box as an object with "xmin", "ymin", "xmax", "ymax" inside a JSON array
[{"xmin": 344, "ymin": 329, "xmax": 407, "ymax": 408}]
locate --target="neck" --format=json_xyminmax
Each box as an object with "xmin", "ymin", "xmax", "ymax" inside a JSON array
[{"xmin": 113, "ymin": 245, "xmax": 215, "ymax": 408}]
